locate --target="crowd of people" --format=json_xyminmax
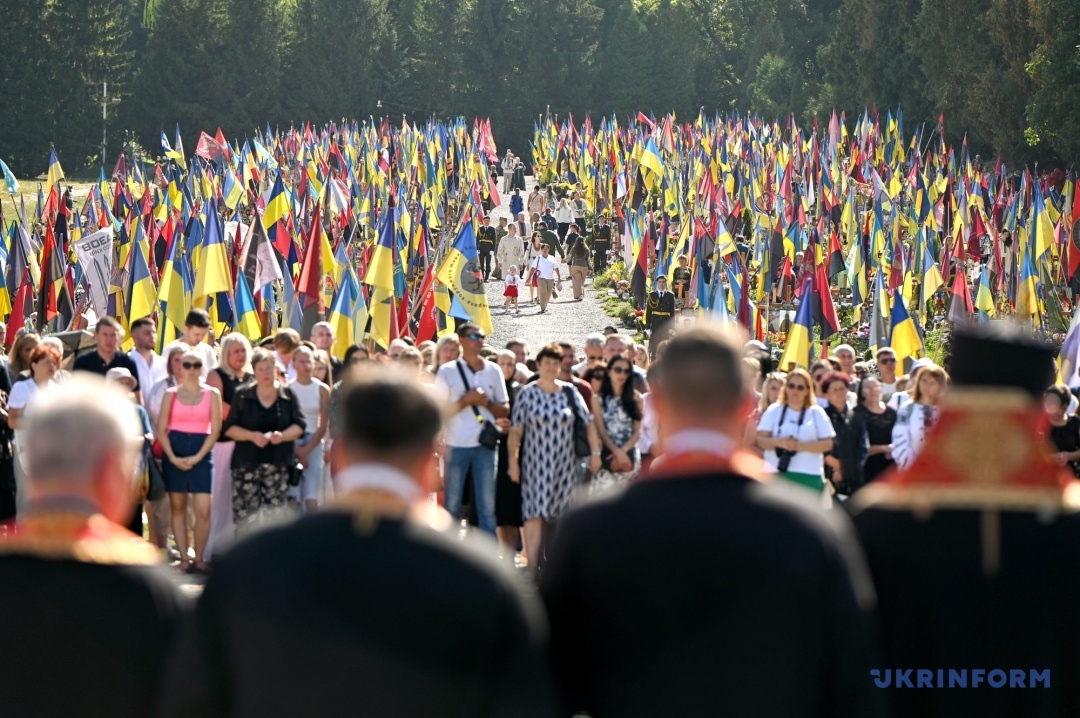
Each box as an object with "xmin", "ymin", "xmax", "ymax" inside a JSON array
[
  {"xmin": 484, "ymin": 182, "xmax": 615, "ymax": 315},
  {"xmin": 5, "ymin": 319, "xmax": 1080, "ymax": 718}
]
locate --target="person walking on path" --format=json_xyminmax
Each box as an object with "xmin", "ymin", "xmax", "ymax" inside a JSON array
[
  {"xmin": 503, "ymin": 266, "xmax": 521, "ymax": 313},
  {"xmin": 508, "ymin": 343, "xmax": 601, "ymax": 575},
  {"xmin": 565, "ymin": 225, "xmax": 590, "ymax": 301},
  {"xmin": 434, "ymin": 322, "xmax": 510, "ymax": 535},
  {"xmin": 497, "ymin": 224, "xmax": 525, "ymax": 284},
  {"xmin": 529, "ymin": 245, "xmax": 562, "ymax": 314}
]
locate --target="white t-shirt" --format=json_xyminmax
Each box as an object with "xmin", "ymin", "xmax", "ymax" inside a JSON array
[
  {"xmin": 880, "ymin": 381, "xmax": 897, "ymax": 401},
  {"xmin": 435, "ymin": 358, "xmax": 509, "ymax": 448},
  {"xmin": 531, "ymin": 255, "xmax": 559, "ymax": 281},
  {"xmin": 757, "ymin": 402, "xmax": 836, "ymax": 476},
  {"xmin": 9, "ymin": 379, "xmax": 55, "ymax": 450},
  {"xmin": 129, "ymin": 349, "xmax": 167, "ymax": 408},
  {"xmin": 505, "ymin": 274, "xmax": 521, "ymax": 287}
]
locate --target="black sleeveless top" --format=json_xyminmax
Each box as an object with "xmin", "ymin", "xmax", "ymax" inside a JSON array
[{"xmin": 213, "ymin": 368, "xmax": 253, "ymax": 407}]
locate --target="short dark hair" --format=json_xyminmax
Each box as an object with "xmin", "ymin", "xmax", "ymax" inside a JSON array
[
  {"xmin": 456, "ymin": 322, "xmax": 482, "ymax": 338},
  {"xmin": 535, "ymin": 343, "xmax": 563, "ymax": 365},
  {"xmin": 341, "ymin": 369, "xmax": 442, "ymax": 456},
  {"xmin": 653, "ymin": 324, "xmax": 746, "ymax": 417},
  {"xmin": 95, "ymin": 316, "xmax": 122, "ymax": 333},
  {"xmin": 130, "ymin": 317, "xmax": 156, "ymax": 333},
  {"xmin": 1046, "ymin": 384, "xmax": 1072, "ymax": 408},
  {"xmin": 184, "ymin": 308, "xmax": 211, "ymax": 329}
]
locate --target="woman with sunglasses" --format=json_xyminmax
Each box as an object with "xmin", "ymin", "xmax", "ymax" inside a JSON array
[
  {"xmin": 156, "ymin": 350, "xmax": 222, "ymax": 573},
  {"xmin": 589, "ymin": 355, "xmax": 643, "ymax": 493},
  {"xmin": 756, "ymin": 367, "xmax": 835, "ymax": 492}
]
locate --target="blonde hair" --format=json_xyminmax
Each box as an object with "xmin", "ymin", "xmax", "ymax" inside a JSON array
[
  {"xmin": 758, "ymin": 372, "xmax": 787, "ymax": 412},
  {"xmin": 218, "ymin": 333, "xmax": 253, "ymax": 375},
  {"xmin": 778, "ymin": 367, "xmax": 816, "ymax": 409}
]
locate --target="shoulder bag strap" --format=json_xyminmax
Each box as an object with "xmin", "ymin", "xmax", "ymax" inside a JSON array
[{"xmin": 455, "ymin": 360, "xmax": 485, "ymax": 423}]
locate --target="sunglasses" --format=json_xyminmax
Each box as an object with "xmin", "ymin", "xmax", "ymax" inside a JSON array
[
  {"xmin": 611, "ymin": 366, "xmax": 630, "ymax": 375},
  {"xmin": 878, "ymin": 357, "xmax": 896, "ymax": 364},
  {"xmin": 183, "ymin": 361, "xmax": 203, "ymax": 370},
  {"xmin": 465, "ymin": 333, "xmax": 485, "ymax": 341},
  {"xmin": 786, "ymin": 383, "xmax": 807, "ymax": 390}
]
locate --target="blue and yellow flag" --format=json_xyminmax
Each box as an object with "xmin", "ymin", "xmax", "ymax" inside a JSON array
[
  {"xmin": 233, "ymin": 267, "xmax": 262, "ymax": 341},
  {"xmin": 436, "ymin": 219, "xmax": 492, "ymax": 335},
  {"xmin": 779, "ymin": 277, "xmax": 814, "ymax": 370},
  {"xmin": 889, "ymin": 293, "xmax": 923, "ymax": 367}
]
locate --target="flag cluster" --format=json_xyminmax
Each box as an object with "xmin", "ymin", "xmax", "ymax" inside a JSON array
[{"xmin": 1, "ymin": 118, "xmax": 502, "ymax": 353}]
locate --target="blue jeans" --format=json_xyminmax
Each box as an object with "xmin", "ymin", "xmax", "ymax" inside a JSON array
[{"xmin": 444, "ymin": 445, "xmax": 498, "ymax": 535}]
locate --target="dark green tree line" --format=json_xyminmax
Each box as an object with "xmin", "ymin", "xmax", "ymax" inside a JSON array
[{"xmin": 1, "ymin": 0, "xmax": 1078, "ymax": 177}]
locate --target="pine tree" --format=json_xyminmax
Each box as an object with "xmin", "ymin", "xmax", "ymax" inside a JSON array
[{"xmin": 43, "ymin": 0, "xmax": 133, "ymax": 171}]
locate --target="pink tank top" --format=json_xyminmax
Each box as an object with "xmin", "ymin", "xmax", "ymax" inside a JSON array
[{"xmin": 167, "ymin": 387, "xmax": 212, "ymax": 434}]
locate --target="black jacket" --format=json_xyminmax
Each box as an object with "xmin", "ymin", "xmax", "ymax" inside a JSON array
[
  {"xmin": 160, "ymin": 509, "xmax": 558, "ymax": 718},
  {"xmin": 541, "ymin": 472, "xmax": 886, "ymax": 718}
]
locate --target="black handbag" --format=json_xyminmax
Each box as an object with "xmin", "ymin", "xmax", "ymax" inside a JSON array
[
  {"xmin": 562, "ymin": 385, "xmax": 591, "ymax": 458},
  {"xmin": 287, "ymin": 461, "xmax": 304, "ymax": 487},
  {"xmin": 456, "ymin": 360, "xmax": 502, "ymax": 450}
]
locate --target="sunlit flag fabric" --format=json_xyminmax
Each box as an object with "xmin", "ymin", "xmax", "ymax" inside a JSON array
[
  {"xmin": 296, "ymin": 202, "xmax": 325, "ymax": 338},
  {"xmin": 0, "ymin": 159, "xmax": 19, "ymax": 195},
  {"xmin": 365, "ymin": 206, "xmax": 398, "ymax": 348},
  {"xmin": 233, "ymin": 268, "xmax": 262, "ymax": 341},
  {"xmin": 47, "ymin": 148, "xmax": 64, "ymax": 191},
  {"xmin": 1015, "ymin": 249, "xmax": 1041, "ymax": 325},
  {"xmin": 436, "ymin": 218, "xmax": 493, "ymax": 335},
  {"xmin": 327, "ymin": 265, "xmax": 362, "ymax": 359},
  {"xmin": 194, "ymin": 199, "xmax": 232, "ymax": 305},
  {"xmin": 889, "ymin": 292, "xmax": 924, "ymax": 367},
  {"xmin": 975, "ymin": 266, "xmax": 995, "ymax": 318},
  {"xmin": 779, "ymin": 277, "xmax": 815, "ymax": 370},
  {"xmin": 125, "ymin": 239, "xmax": 156, "ymax": 325}
]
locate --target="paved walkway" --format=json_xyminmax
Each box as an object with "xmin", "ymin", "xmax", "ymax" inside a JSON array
[{"xmin": 484, "ymin": 177, "xmax": 619, "ymax": 352}]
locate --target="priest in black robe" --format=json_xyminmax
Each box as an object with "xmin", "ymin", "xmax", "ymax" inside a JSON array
[{"xmin": 851, "ymin": 324, "xmax": 1080, "ymax": 717}]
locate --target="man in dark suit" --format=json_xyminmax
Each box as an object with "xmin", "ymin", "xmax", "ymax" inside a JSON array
[
  {"xmin": 540, "ymin": 324, "xmax": 885, "ymax": 718},
  {"xmin": 476, "ymin": 215, "xmax": 497, "ymax": 281},
  {"xmin": 160, "ymin": 367, "xmax": 558, "ymax": 718},
  {"xmin": 0, "ymin": 376, "xmax": 187, "ymax": 718},
  {"xmin": 851, "ymin": 324, "xmax": 1080, "ymax": 717},
  {"xmin": 644, "ymin": 274, "xmax": 676, "ymax": 358}
]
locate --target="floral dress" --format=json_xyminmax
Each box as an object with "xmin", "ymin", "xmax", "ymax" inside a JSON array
[
  {"xmin": 591, "ymin": 393, "xmax": 641, "ymax": 494},
  {"xmin": 512, "ymin": 381, "xmax": 592, "ymax": 520}
]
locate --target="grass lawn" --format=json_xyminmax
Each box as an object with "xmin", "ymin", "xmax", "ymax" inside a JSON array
[{"xmin": 2, "ymin": 179, "xmax": 98, "ymax": 225}]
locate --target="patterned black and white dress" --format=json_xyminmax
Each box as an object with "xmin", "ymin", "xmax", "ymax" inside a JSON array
[
  {"xmin": 512, "ymin": 381, "xmax": 592, "ymax": 521},
  {"xmin": 590, "ymin": 393, "xmax": 641, "ymax": 494}
]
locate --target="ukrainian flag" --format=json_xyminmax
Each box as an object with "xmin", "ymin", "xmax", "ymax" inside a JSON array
[
  {"xmin": 365, "ymin": 209, "xmax": 398, "ymax": 348},
  {"xmin": 639, "ymin": 137, "xmax": 665, "ymax": 191},
  {"xmin": 889, "ymin": 293, "xmax": 923, "ymax": 367},
  {"xmin": 436, "ymin": 218, "xmax": 492, "ymax": 335},
  {"xmin": 125, "ymin": 237, "xmax": 157, "ymax": 324},
  {"xmin": 1015, "ymin": 249, "xmax": 1041, "ymax": 326},
  {"xmin": 194, "ymin": 199, "xmax": 232, "ymax": 305},
  {"xmin": 975, "ymin": 266, "xmax": 995, "ymax": 318},
  {"xmin": 327, "ymin": 266, "xmax": 362, "ymax": 359},
  {"xmin": 47, "ymin": 148, "xmax": 64, "ymax": 191},
  {"xmin": 233, "ymin": 268, "xmax": 262, "ymax": 341},
  {"xmin": 779, "ymin": 278, "xmax": 815, "ymax": 370}
]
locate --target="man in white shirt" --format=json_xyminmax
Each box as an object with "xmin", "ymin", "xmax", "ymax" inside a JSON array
[
  {"xmin": 128, "ymin": 317, "xmax": 167, "ymax": 409},
  {"xmin": 163, "ymin": 308, "xmax": 217, "ymax": 378},
  {"xmin": 501, "ymin": 151, "xmax": 516, "ymax": 193},
  {"xmin": 875, "ymin": 347, "xmax": 898, "ymax": 400},
  {"xmin": 532, "ymin": 244, "xmax": 561, "ymax": 313},
  {"xmin": 434, "ymin": 322, "xmax": 510, "ymax": 535},
  {"xmin": 571, "ymin": 333, "xmax": 606, "ymax": 376}
]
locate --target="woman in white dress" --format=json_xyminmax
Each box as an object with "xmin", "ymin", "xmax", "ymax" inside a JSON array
[{"xmin": 497, "ymin": 225, "xmax": 525, "ymax": 284}]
